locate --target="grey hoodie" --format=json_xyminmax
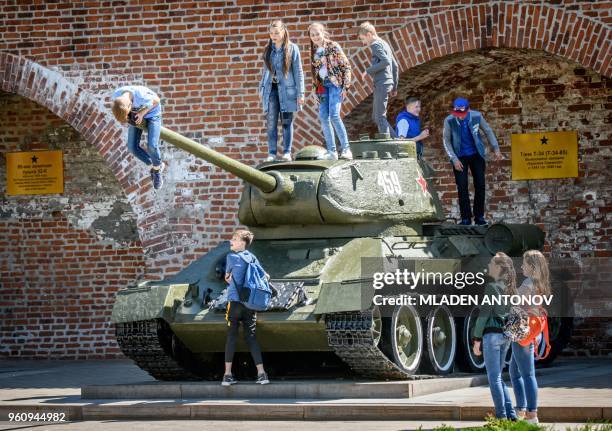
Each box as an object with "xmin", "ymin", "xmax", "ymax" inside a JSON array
[{"xmin": 366, "ymin": 39, "xmax": 398, "ymax": 90}]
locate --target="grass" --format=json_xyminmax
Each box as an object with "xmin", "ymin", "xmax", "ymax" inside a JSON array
[{"xmin": 425, "ymin": 418, "xmax": 612, "ymax": 431}]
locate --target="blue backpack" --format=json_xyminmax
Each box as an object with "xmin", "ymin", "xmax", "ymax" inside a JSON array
[{"xmin": 238, "ymin": 252, "xmax": 272, "ymax": 311}]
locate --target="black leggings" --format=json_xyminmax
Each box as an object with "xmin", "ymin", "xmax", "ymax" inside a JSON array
[{"xmin": 224, "ymin": 301, "xmax": 263, "ymax": 365}]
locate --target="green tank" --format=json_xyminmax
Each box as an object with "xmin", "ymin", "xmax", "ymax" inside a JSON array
[{"xmin": 111, "ymin": 128, "xmax": 570, "ymax": 380}]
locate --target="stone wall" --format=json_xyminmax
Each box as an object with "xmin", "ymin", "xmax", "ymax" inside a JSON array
[{"xmin": 0, "ymin": 92, "xmax": 145, "ymax": 358}]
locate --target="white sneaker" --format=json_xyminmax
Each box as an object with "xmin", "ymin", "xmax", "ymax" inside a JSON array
[
  {"xmin": 154, "ymin": 161, "xmax": 166, "ymax": 173},
  {"xmin": 280, "ymin": 153, "xmax": 292, "ymax": 161},
  {"xmin": 326, "ymin": 151, "xmax": 338, "ymax": 160},
  {"xmin": 340, "ymin": 148, "xmax": 353, "ymax": 160},
  {"xmin": 265, "ymin": 155, "xmax": 275, "ymax": 162},
  {"xmin": 525, "ymin": 417, "xmax": 539, "ymax": 425}
]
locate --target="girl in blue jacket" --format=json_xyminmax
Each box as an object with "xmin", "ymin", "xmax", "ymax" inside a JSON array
[{"xmin": 259, "ymin": 20, "xmax": 305, "ymax": 162}]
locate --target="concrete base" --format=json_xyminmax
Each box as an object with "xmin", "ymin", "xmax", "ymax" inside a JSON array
[
  {"xmin": 1, "ymin": 403, "xmax": 609, "ymax": 422},
  {"xmin": 81, "ymin": 374, "xmax": 490, "ymax": 400}
]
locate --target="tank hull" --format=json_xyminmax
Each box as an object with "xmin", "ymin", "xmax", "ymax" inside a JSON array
[{"xmin": 113, "ymin": 224, "xmax": 566, "ymax": 380}]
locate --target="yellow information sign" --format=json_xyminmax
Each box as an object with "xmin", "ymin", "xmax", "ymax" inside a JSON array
[
  {"xmin": 6, "ymin": 150, "xmax": 64, "ymax": 195},
  {"xmin": 511, "ymin": 131, "xmax": 578, "ymax": 180}
]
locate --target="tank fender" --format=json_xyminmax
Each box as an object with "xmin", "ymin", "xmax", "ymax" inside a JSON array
[
  {"xmin": 314, "ymin": 237, "xmax": 381, "ymax": 314},
  {"xmin": 315, "ymin": 280, "xmax": 374, "ymax": 314},
  {"xmin": 111, "ymin": 283, "xmax": 190, "ymax": 324}
]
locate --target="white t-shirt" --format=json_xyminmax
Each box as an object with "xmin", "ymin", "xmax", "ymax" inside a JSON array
[
  {"xmin": 315, "ymin": 47, "xmax": 328, "ymax": 80},
  {"xmin": 397, "ymin": 119, "xmax": 410, "ymax": 138}
]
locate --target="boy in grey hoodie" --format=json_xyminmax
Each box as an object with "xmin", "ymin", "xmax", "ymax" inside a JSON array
[{"xmin": 358, "ymin": 22, "xmax": 399, "ymax": 137}]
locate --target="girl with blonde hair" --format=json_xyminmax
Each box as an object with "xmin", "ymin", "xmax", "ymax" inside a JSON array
[
  {"xmin": 308, "ymin": 22, "xmax": 353, "ymax": 160},
  {"xmin": 509, "ymin": 249, "xmax": 550, "ymax": 424}
]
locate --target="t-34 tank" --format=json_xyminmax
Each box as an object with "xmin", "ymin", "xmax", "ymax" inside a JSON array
[{"xmin": 111, "ymin": 128, "xmax": 570, "ymax": 380}]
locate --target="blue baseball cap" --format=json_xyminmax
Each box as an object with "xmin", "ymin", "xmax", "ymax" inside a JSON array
[{"xmin": 453, "ymin": 97, "xmax": 469, "ymax": 110}]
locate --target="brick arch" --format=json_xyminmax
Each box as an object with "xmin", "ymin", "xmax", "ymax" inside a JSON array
[
  {"xmin": 0, "ymin": 53, "xmax": 128, "ymax": 180},
  {"xmin": 295, "ymin": 2, "xmax": 611, "ymax": 142},
  {"xmin": 0, "ymin": 52, "xmax": 165, "ymax": 278}
]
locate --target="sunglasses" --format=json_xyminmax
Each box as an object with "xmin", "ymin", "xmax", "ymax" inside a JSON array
[{"xmin": 453, "ymin": 106, "xmax": 468, "ymax": 112}]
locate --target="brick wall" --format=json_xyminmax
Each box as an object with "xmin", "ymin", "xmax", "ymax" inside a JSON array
[
  {"xmin": 0, "ymin": 1, "xmax": 609, "ymax": 357},
  {"xmin": 0, "ymin": 93, "xmax": 146, "ymax": 358}
]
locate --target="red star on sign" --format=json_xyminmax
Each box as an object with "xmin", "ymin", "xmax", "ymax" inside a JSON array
[{"xmin": 416, "ymin": 174, "xmax": 428, "ymax": 195}]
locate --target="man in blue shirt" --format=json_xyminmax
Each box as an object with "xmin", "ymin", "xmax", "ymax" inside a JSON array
[
  {"xmin": 112, "ymin": 85, "xmax": 165, "ymax": 189},
  {"xmin": 395, "ymin": 96, "xmax": 430, "ymax": 159},
  {"xmin": 223, "ymin": 229, "xmax": 270, "ymax": 386},
  {"xmin": 442, "ymin": 98, "xmax": 503, "ymax": 225}
]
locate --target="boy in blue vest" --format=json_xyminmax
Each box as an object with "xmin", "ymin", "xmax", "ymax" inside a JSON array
[
  {"xmin": 442, "ymin": 97, "xmax": 503, "ymax": 226},
  {"xmin": 222, "ymin": 229, "xmax": 270, "ymax": 386},
  {"xmin": 395, "ymin": 96, "xmax": 430, "ymax": 159}
]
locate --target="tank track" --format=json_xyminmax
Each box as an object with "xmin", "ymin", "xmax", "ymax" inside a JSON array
[
  {"xmin": 326, "ymin": 310, "xmax": 434, "ymax": 380},
  {"xmin": 115, "ymin": 319, "xmax": 201, "ymax": 381}
]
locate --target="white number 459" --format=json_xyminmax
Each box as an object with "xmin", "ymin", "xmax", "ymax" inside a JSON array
[{"xmin": 377, "ymin": 170, "xmax": 402, "ymax": 195}]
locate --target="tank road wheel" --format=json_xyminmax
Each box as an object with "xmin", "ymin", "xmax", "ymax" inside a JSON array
[
  {"xmin": 456, "ymin": 305, "xmax": 485, "ymax": 373},
  {"xmin": 325, "ymin": 309, "xmax": 423, "ymax": 380},
  {"xmin": 421, "ymin": 305, "xmax": 457, "ymax": 375},
  {"xmin": 382, "ymin": 304, "xmax": 423, "ymax": 374}
]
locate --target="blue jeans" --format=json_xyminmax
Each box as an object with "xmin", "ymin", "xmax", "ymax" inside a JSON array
[
  {"xmin": 509, "ymin": 342, "xmax": 538, "ymax": 412},
  {"xmin": 266, "ymin": 84, "xmax": 293, "ymax": 155},
  {"xmin": 127, "ymin": 115, "xmax": 162, "ymax": 167},
  {"xmin": 483, "ymin": 333, "xmax": 517, "ymax": 419},
  {"xmin": 319, "ymin": 82, "xmax": 349, "ymax": 153}
]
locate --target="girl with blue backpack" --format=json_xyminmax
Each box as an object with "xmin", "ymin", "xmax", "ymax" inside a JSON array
[{"xmin": 222, "ymin": 229, "xmax": 270, "ymax": 386}]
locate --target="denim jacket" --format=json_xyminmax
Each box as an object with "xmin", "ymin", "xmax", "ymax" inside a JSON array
[
  {"xmin": 442, "ymin": 110, "xmax": 499, "ymax": 163},
  {"xmin": 259, "ymin": 42, "xmax": 305, "ymax": 113}
]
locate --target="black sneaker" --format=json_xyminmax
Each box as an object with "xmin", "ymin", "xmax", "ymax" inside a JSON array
[
  {"xmin": 255, "ymin": 372, "xmax": 270, "ymax": 385},
  {"xmin": 475, "ymin": 218, "xmax": 488, "ymax": 226},
  {"xmin": 459, "ymin": 218, "xmax": 472, "ymax": 225},
  {"xmin": 221, "ymin": 374, "xmax": 237, "ymax": 386}
]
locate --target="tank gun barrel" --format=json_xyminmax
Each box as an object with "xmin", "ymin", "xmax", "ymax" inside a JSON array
[{"xmin": 160, "ymin": 127, "xmax": 277, "ymax": 193}]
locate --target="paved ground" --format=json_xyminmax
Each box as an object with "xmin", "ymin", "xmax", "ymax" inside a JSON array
[
  {"xmin": 0, "ymin": 357, "xmax": 610, "ymax": 425},
  {"xmin": 0, "ymin": 420, "xmax": 605, "ymax": 431},
  {"xmin": 0, "ymin": 358, "xmax": 609, "ymax": 407}
]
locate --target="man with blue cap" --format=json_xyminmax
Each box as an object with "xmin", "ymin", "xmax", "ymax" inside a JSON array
[{"xmin": 442, "ymin": 97, "xmax": 503, "ymax": 225}]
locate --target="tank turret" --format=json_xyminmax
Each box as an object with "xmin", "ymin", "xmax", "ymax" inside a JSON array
[{"xmin": 160, "ymin": 127, "xmax": 444, "ymax": 238}]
